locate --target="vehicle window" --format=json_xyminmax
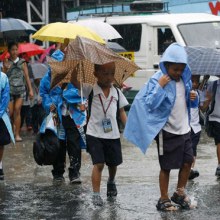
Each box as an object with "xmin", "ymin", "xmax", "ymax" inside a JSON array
[
  {"xmin": 178, "ymin": 22, "xmax": 220, "ymax": 48},
  {"xmin": 157, "ymin": 27, "xmax": 176, "ymax": 55},
  {"xmin": 110, "ymin": 24, "xmax": 142, "ymax": 52}
]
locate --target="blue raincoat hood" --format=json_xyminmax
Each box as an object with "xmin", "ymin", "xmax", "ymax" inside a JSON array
[{"xmin": 159, "ymin": 43, "xmax": 191, "ymax": 83}]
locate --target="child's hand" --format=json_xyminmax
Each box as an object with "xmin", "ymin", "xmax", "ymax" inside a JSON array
[
  {"xmin": 50, "ymin": 104, "xmax": 56, "ymax": 112},
  {"xmin": 190, "ymin": 90, "xmax": 197, "ymax": 101},
  {"xmin": 29, "ymin": 90, "xmax": 34, "ymax": 100},
  {"xmin": 206, "ymin": 90, "xmax": 212, "ymax": 102},
  {"xmin": 158, "ymin": 75, "xmax": 171, "ymax": 87}
]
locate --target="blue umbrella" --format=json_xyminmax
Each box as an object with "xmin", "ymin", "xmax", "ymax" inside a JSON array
[
  {"xmin": 0, "ymin": 18, "xmax": 36, "ymax": 37},
  {"xmin": 185, "ymin": 46, "xmax": 220, "ymax": 76}
]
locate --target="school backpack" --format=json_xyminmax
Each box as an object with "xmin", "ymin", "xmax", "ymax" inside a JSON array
[
  {"xmin": 33, "ymin": 129, "xmax": 60, "ymax": 166},
  {"xmin": 205, "ymin": 80, "xmax": 218, "ymax": 137},
  {"xmin": 87, "ymin": 86, "xmax": 122, "ymax": 132},
  {"xmin": 7, "ymin": 59, "xmax": 26, "ymax": 95}
]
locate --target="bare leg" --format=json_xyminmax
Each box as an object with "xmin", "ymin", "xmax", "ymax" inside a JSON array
[
  {"xmin": 159, "ymin": 169, "xmax": 170, "ymax": 200},
  {"xmin": 191, "ymin": 156, "xmax": 196, "ymax": 169},
  {"xmin": 9, "ymin": 101, "xmax": 14, "ymax": 120},
  {"xmin": 177, "ymin": 162, "xmax": 192, "ymax": 189},
  {"xmin": 108, "ymin": 166, "xmax": 117, "ymax": 182},
  {"xmin": 92, "ymin": 163, "xmax": 104, "ymax": 193},
  {"xmin": 14, "ymin": 98, "xmax": 23, "ymax": 141}
]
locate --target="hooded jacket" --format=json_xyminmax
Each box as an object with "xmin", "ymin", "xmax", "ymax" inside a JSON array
[
  {"xmin": 40, "ymin": 50, "xmax": 86, "ymax": 129},
  {"xmin": 124, "ymin": 43, "xmax": 199, "ymax": 154},
  {"xmin": 0, "ymin": 72, "xmax": 15, "ymax": 144}
]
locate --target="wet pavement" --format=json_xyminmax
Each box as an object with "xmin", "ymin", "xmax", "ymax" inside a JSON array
[{"xmin": 0, "ymin": 129, "xmax": 220, "ymax": 220}]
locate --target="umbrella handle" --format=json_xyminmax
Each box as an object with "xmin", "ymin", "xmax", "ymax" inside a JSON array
[{"xmin": 79, "ymin": 61, "xmax": 84, "ymax": 104}]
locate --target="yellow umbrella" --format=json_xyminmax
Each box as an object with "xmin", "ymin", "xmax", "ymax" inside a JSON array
[{"xmin": 31, "ymin": 22, "xmax": 105, "ymax": 44}]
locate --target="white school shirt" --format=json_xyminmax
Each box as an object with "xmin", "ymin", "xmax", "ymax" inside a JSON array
[
  {"xmin": 190, "ymin": 91, "xmax": 201, "ymax": 134},
  {"xmin": 163, "ymin": 79, "xmax": 190, "ymax": 135},
  {"xmin": 82, "ymin": 83, "xmax": 129, "ymax": 139},
  {"xmin": 208, "ymin": 79, "xmax": 220, "ymax": 123}
]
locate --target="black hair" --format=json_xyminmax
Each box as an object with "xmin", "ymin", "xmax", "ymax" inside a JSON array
[
  {"xmin": 94, "ymin": 62, "xmax": 115, "ymax": 73},
  {"xmin": 164, "ymin": 61, "xmax": 186, "ymax": 69},
  {"xmin": 8, "ymin": 41, "xmax": 18, "ymax": 51},
  {"xmin": 191, "ymin": 75, "xmax": 200, "ymax": 82},
  {"xmin": 94, "ymin": 64, "xmax": 102, "ymax": 72}
]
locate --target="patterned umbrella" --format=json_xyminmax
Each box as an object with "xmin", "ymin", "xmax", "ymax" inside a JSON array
[
  {"xmin": 49, "ymin": 36, "xmax": 140, "ymax": 88},
  {"xmin": 185, "ymin": 46, "xmax": 220, "ymax": 75}
]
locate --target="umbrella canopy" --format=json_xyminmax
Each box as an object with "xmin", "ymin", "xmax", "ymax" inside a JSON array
[
  {"xmin": 0, "ymin": 18, "xmax": 36, "ymax": 37},
  {"xmin": 31, "ymin": 63, "xmax": 48, "ymax": 79},
  {"xmin": 39, "ymin": 44, "xmax": 56, "ymax": 63},
  {"xmin": 106, "ymin": 42, "xmax": 127, "ymax": 52},
  {"xmin": 31, "ymin": 22, "xmax": 105, "ymax": 44},
  {"xmin": 49, "ymin": 36, "xmax": 140, "ymax": 88},
  {"xmin": 0, "ymin": 50, "xmax": 10, "ymax": 61},
  {"xmin": 185, "ymin": 46, "xmax": 220, "ymax": 75},
  {"xmin": 69, "ymin": 20, "xmax": 122, "ymax": 40},
  {"xmin": 18, "ymin": 43, "xmax": 44, "ymax": 57}
]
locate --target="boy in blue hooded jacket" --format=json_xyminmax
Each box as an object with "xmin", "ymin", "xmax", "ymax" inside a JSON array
[
  {"xmin": 124, "ymin": 43, "xmax": 198, "ymax": 211},
  {"xmin": 40, "ymin": 44, "xmax": 86, "ymax": 183}
]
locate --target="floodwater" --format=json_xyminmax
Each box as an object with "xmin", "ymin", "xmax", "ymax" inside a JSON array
[{"xmin": 0, "ymin": 130, "xmax": 220, "ymax": 220}]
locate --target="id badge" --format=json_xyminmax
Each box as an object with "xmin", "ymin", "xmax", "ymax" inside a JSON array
[{"xmin": 102, "ymin": 118, "xmax": 112, "ymax": 133}]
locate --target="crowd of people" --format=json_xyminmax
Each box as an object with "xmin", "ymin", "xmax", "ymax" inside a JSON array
[{"xmin": 0, "ymin": 41, "xmax": 219, "ymax": 209}]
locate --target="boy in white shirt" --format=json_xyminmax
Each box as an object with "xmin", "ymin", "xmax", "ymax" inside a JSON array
[
  {"xmin": 74, "ymin": 62, "xmax": 128, "ymax": 206},
  {"xmin": 189, "ymin": 75, "xmax": 201, "ymax": 180}
]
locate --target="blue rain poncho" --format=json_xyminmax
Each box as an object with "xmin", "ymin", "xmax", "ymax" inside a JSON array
[{"xmin": 124, "ymin": 43, "xmax": 199, "ymax": 154}]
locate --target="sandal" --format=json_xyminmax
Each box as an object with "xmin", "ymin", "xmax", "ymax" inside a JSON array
[
  {"xmin": 171, "ymin": 192, "xmax": 192, "ymax": 209},
  {"xmin": 156, "ymin": 198, "xmax": 178, "ymax": 211},
  {"xmin": 15, "ymin": 137, "xmax": 23, "ymax": 142}
]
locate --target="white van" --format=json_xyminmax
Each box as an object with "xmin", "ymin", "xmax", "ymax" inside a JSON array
[{"xmin": 71, "ymin": 13, "xmax": 220, "ymax": 98}]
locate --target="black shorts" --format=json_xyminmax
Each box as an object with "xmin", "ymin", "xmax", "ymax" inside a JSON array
[
  {"xmin": 210, "ymin": 121, "xmax": 220, "ymax": 145},
  {"xmin": 10, "ymin": 91, "xmax": 26, "ymax": 102},
  {"xmin": 191, "ymin": 129, "xmax": 201, "ymax": 157},
  {"xmin": 156, "ymin": 130, "xmax": 193, "ymax": 170},
  {"xmin": 86, "ymin": 135, "xmax": 122, "ymax": 166},
  {"xmin": 0, "ymin": 118, "xmax": 11, "ymax": 146}
]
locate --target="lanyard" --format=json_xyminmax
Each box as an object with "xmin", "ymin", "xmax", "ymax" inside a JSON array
[{"xmin": 99, "ymin": 94, "xmax": 113, "ymax": 117}]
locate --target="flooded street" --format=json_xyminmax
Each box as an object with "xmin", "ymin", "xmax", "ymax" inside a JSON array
[{"xmin": 0, "ymin": 130, "xmax": 220, "ymax": 220}]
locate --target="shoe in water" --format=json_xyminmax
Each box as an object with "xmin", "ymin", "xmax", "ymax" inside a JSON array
[
  {"xmin": 69, "ymin": 168, "xmax": 81, "ymax": 184},
  {"xmin": 215, "ymin": 166, "xmax": 220, "ymax": 177},
  {"xmin": 188, "ymin": 169, "xmax": 199, "ymax": 180},
  {"xmin": 53, "ymin": 175, "xmax": 65, "ymax": 182},
  {"xmin": 92, "ymin": 194, "xmax": 104, "ymax": 206},
  {"xmin": 0, "ymin": 169, "xmax": 4, "ymax": 180},
  {"xmin": 107, "ymin": 182, "xmax": 117, "ymax": 197}
]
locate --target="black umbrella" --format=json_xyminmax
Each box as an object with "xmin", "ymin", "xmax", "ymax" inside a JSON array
[
  {"xmin": 185, "ymin": 46, "xmax": 220, "ymax": 76},
  {"xmin": 0, "ymin": 18, "xmax": 36, "ymax": 38}
]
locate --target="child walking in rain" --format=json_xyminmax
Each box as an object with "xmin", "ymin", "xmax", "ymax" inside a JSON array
[
  {"xmin": 124, "ymin": 43, "xmax": 198, "ymax": 211},
  {"xmin": 0, "ymin": 71, "xmax": 15, "ymax": 180},
  {"xmin": 189, "ymin": 75, "xmax": 202, "ymax": 180},
  {"xmin": 40, "ymin": 42, "xmax": 86, "ymax": 183},
  {"xmin": 73, "ymin": 62, "xmax": 128, "ymax": 206}
]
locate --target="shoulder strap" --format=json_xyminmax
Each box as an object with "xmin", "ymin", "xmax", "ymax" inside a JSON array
[
  {"xmin": 208, "ymin": 80, "xmax": 218, "ymax": 115},
  {"xmin": 114, "ymin": 86, "xmax": 121, "ymax": 129},
  {"xmin": 114, "ymin": 86, "xmax": 120, "ymax": 118},
  {"xmin": 88, "ymin": 88, "xmax": 94, "ymax": 118},
  {"xmin": 17, "ymin": 58, "xmax": 25, "ymax": 68}
]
